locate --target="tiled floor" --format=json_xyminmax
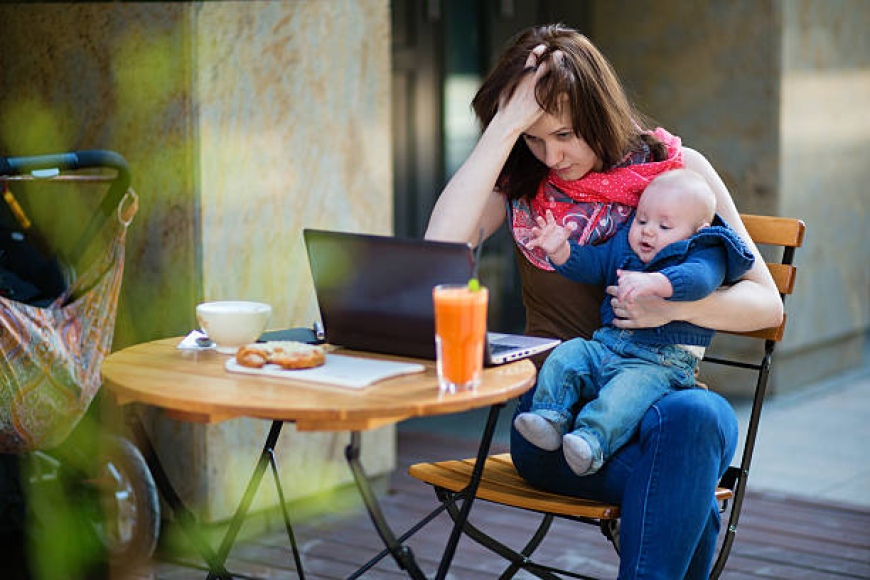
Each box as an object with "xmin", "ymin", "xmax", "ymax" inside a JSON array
[{"xmin": 734, "ymin": 355, "xmax": 870, "ymax": 507}]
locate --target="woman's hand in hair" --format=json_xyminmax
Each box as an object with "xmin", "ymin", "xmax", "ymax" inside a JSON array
[{"xmin": 495, "ymin": 44, "xmax": 551, "ymax": 135}]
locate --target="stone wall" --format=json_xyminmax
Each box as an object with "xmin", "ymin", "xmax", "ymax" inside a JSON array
[
  {"xmin": 778, "ymin": 0, "xmax": 869, "ymax": 387},
  {"xmin": 0, "ymin": 0, "xmax": 395, "ymax": 522}
]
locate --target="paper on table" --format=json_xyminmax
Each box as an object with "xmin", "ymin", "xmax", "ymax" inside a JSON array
[{"xmin": 224, "ymin": 354, "xmax": 426, "ymax": 389}]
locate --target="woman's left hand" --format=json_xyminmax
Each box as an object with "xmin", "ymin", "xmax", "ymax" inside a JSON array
[{"xmin": 607, "ymin": 285, "xmax": 676, "ymax": 329}]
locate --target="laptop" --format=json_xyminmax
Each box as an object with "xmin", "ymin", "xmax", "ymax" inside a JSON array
[{"xmin": 303, "ymin": 228, "xmax": 560, "ymax": 364}]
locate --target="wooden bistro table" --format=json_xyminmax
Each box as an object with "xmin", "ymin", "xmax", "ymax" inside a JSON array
[{"xmin": 101, "ymin": 336, "xmax": 537, "ymax": 579}]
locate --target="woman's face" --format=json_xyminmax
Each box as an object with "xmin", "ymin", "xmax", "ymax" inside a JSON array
[{"xmin": 522, "ymin": 109, "xmax": 601, "ymax": 181}]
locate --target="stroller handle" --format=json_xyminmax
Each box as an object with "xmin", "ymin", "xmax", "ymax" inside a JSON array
[
  {"xmin": 0, "ymin": 150, "xmax": 130, "ymax": 186},
  {"xmin": 0, "ymin": 149, "xmax": 133, "ymax": 264}
]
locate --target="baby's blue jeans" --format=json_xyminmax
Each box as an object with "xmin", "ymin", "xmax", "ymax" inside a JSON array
[{"xmin": 531, "ymin": 326, "xmax": 701, "ymax": 472}]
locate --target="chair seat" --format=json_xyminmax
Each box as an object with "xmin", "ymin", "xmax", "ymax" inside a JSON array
[{"xmin": 408, "ymin": 453, "xmax": 734, "ymax": 521}]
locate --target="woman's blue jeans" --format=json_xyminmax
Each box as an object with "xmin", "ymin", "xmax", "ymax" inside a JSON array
[{"xmin": 511, "ymin": 384, "xmax": 738, "ymax": 579}]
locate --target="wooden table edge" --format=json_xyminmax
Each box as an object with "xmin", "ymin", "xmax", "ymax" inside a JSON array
[{"xmin": 101, "ymin": 337, "xmax": 537, "ymax": 431}]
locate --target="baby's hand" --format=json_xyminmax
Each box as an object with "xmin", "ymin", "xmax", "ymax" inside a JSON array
[
  {"xmin": 614, "ymin": 270, "xmax": 673, "ymax": 304},
  {"xmin": 526, "ymin": 210, "xmax": 575, "ymax": 265}
]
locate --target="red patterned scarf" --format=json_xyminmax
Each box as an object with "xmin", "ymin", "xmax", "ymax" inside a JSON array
[{"xmin": 510, "ymin": 128, "xmax": 684, "ymax": 270}]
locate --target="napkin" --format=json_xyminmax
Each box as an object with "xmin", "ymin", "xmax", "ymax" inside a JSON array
[{"xmin": 177, "ymin": 330, "xmax": 214, "ymax": 351}]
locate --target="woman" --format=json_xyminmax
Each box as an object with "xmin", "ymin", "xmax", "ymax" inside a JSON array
[{"xmin": 425, "ymin": 24, "xmax": 782, "ymax": 578}]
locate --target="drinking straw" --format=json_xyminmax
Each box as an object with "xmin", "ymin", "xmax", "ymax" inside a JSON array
[{"xmin": 468, "ymin": 227, "xmax": 484, "ymax": 291}]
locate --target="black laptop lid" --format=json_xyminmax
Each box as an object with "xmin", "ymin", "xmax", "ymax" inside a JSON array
[{"xmin": 303, "ymin": 229, "xmax": 474, "ymax": 359}]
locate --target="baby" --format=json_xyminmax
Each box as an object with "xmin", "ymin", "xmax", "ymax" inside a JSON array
[{"xmin": 514, "ymin": 168, "xmax": 754, "ymax": 476}]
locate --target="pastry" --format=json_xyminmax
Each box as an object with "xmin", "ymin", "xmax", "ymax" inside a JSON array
[{"xmin": 235, "ymin": 341, "xmax": 326, "ymax": 370}]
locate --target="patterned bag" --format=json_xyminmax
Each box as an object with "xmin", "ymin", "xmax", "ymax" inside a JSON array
[{"xmin": 0, "ymin": 190, "xmax": 137, "ymax": 453}]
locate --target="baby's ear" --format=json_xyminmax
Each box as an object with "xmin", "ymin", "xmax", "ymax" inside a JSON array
[{"xmin": 696, "ymin": 221, "xmax": 711, "ymax": 233}]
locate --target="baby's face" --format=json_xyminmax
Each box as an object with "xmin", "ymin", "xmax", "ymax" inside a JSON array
[{"xmin": 629, "ymin": 185, "xmax": 706, "ymax": 263}]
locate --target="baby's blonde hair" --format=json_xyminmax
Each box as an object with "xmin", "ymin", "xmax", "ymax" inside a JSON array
[{"xmin": 646, "ymin": 169, "xmax": 716, "ymax": 226}]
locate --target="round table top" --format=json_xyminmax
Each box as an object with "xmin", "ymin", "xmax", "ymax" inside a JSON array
[{"xmin": 101, "ymin": 337, "xmax": 537, "ymax": 432}]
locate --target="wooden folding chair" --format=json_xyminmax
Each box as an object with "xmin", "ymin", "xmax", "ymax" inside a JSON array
[{"xmin": 408, "ymin": 214, "xmax": 806, "ymax": 579}]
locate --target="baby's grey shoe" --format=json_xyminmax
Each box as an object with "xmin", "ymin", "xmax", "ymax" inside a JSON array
[
  {"xmin": 563, "ymin": 433, "xmax": 595, "ymax": 476},
  {"xmin": 514, "ymin": 413, "xmax": 562, "ymax": 451}
]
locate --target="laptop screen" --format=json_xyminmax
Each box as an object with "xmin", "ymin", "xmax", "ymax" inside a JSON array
[{"xmin": 303, "ymin": 229, "xmax": 474, "ymax": 359}]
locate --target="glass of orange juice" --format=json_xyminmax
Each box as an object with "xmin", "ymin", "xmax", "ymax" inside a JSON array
[{"xmin": 432, "ymin": 284, "xmax": 488, "ymax": 391}]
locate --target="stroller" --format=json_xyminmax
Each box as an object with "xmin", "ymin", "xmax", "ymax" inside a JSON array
[{"xmin": 0, "ymin": 151, "xmax": 159, "ymax": 576}]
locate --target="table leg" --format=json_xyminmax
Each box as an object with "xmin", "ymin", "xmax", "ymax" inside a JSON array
[
  {"xmin": 132, "ymin": 417, "xmax": 304, "ymax": 579},
  {"xmin": 345, "ymin": 431, "xmax": 427, "ymax": 579},
  {"xmin": 129, "ymin": 416, "xmax": 225, "ymax": 575},
  {"xmin": 434, "ymin": 403, "xmax": 502, "ymax": 580},
  {"xmin": 345, "ymin": 402, "xmax": 504, "ymax": 579},
  {"xmin": 267, "ymin": 439, "xmax": 306, "ymax": 577},
  {"xmin": 210, "ymin": 420, "xmax": 306, "ymax": 579}
]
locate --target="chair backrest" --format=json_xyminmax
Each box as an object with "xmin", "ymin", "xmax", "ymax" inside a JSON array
[{"xmin": 718, "ymin": 214, "xmax": 805, "ymax": 342}]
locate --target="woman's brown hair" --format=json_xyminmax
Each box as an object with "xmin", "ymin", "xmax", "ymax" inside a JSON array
[{"xmin": 472, "ymin": 24, "xmax": 666, "ymax": 201}]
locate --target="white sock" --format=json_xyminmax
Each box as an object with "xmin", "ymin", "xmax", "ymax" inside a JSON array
[
  {"xmin": 563, "ymin": 433, "xmax": 594, "ymax": 476},
  {"xmin": 514, "ymin": 413, "xmax": 562, "ymax": 451}
]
